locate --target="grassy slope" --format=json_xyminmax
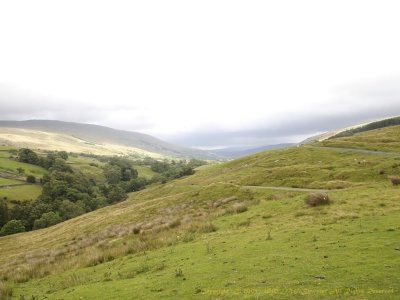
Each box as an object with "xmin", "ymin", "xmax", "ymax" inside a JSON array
[
  {"xmin": 0, "ymin": 121, "xmax": 216, "ymax": 159},
  {"xmin": 0, "ymin": 147, "xmax": 47, "ymax": 202},
  {"xmin": 0, "ymin": 178, "xmax": 21, "ymax": 185},
  {"xmin": 0, "ymin": 146, "xmax": 399, "ymax": 299},
  {"xmin": 182, "ymin": 146, "xmax": 400, "ymax": 189},
  {"xmin": 0, "ymin": 185, "xmax": 42, "ymax": 202},
  {"xmin": 317, "ymin": 125, "xmax": 400, "ymax": 152},
  {"xmin": 67, "ymin": 155, "xmax": 156, "ymax": 181},
  {"xmin": 0, "ymin": 127, "xmax": 166, "ymax": 158},
  {"xmin": 133, "ymin": 165, "xmax": 157, "ymax": 179},
  {"xmin": 0, "ymin": 157, "xmax": 47, "ymax": 179}
]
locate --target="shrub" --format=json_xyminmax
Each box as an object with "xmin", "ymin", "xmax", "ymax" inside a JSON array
[
  {"xmin": 26, "ymin": 175, "xmax": 36, "ymax": 184},
  {"xmin": 389, "ymin": 176, "xmax": 400, "ymax": 186},
  {"xmin": 132, "ymin": 227, "xmax": 141, "ymax": 234},
  {"xmin": 58, "ymin": 200, "xmax": 85, "ymax": 220},
  {"xmin": 0, "ymin": 220, "xmax": 25, "ymax": 236},
  {"xmin": 167, "ymin": 219, "xmax": 181, "ymax": 229},
  {"xmin": 305, "ymin": 193, "xmax": 331, "ymax": 207},
  {"xmin": 33, "ymin": 212, "xmax": 62, "ymax": 229}
]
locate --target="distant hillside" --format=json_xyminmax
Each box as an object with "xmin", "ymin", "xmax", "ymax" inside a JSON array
[
  {"xmin": 316, "ymin": 124, "xmax": 400, "ymax": 152},
  {"xmin": 210, "ymin": 143, "xmax": 295, "ymax": 159},
  {"xmin": 329, "ymin": 116, "xmax": 400, "ymax": 139},
  {"xmin": 300, "ymin": 116, "xmax": 398, "ymax": 144},
  {"xmin": 0, "ymin": 120, "xmax": 218, "ymax": 160}
]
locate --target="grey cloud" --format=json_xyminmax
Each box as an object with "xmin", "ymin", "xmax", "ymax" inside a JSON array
[
  {"xmin": 169, "ymin": 107, "xmax": 400, "ymax": 148},
  {"xmin": 1, "ymin": 77, "xmax": 400, "ymax": 149},
  {"xmin": 168, "ymin": 79, "xmax": 400, "ymax": 148},
  {"xmin": 0, "ymin": 85, "xmax": 155, "ymax": 131}
]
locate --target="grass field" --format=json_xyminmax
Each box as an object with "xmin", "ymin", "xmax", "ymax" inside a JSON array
[
  {"xmin": 180, "ymin": 146, "xmax": 400, "ymax": 189},
  {"xmin": 67, "ymin": 155, "xmax": 157, "ymax": 181},
  {"xmin": 0, "ymin": 178, "xmax": 21, "ymax": 186},
  {"xmin": 317, "ymin": 125, "xmax": 400, "ymax": 152},
  {"xmin": 0, "ymin": 151, "xmax": 14, "ymax": 158},
  {"xmin": 1, "ymin": 132, "xmax": 400, "ymax": 299},
  {"xmin": 133, "ymin": 165, "xmax": 157, "ymax": 179},
  {"xmin": 0, "ymin": 185, "xmax": 42, "ymax": 202},
  {"xmin": 0, "ymin": 157, "xmax": 47, "ymax": 178},
  {"xmin": 0, "ymin": 147, "xmax": 47, "ymax": 205},
  {"xmin": 1, "ymin": 181, "xmax": 399, "ymax": 299},
  {"xmin": 67, "ymin": 156, "xmax": 106, "ymax": 182}
]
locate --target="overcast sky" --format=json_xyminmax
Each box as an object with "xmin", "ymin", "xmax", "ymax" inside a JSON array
[{"xmin": 1, "ymin": 1, "xmax": 400, "ymax": 149}]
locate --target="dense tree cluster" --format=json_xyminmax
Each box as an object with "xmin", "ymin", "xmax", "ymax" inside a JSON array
[
  {"xmin": 0, "ymin": 150, "xmax": 203, "ymax": 236},
  {"xmin": 135, "ymin": 157, "xmax": 205, "ymax": 183},
  {"xmin": 18, "ymin": 148, "xmax": 69, "ymax": 170},
  {"xmin": 1, "ymin": 150, "xmax": 125, "ymax": 235}
]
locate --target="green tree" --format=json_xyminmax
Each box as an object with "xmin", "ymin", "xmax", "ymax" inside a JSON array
[
  {"xmin": 58, "ymin": 199, "xmax": 85, "ymax": 220},
  {"xmin": 16, "ymin": 167, "xmax": 25, "ymax": 175},
  {"xmin": 0, "ymin": 219, "xmax": 25, "ymax": 236},
  {"xmin": 0, "ymin": 200, "xmax": 9, "ymax": 227},
  {"xmin": 58, "ymin": 151, "xmax": 69, "ymax": 160},
  {"xmin": 18, "ymin": 148, "xmax": 39, "ymax": 164},
  {"xmin": 26, "ymin": 175, "xmax": 36, "ymax": 183},
  {"xmin": 33, "ymin": 212, "xmax": 62, "ymax": 229},
  {"xmin": 104, "ymin": 164, "xmax": 121, "ymax": 184},
  {"xmin": 106, "ymin": 185, "xmax": 127, "ymax": 204},
  {"xmin": 10, "ymin": 201, "xmax": 33, "ymax": 229},
  {"xmin": 179, "ymin": 165, "xmax": 195, "ymax": 177},
  {"xmin": 51, "ymin": 158, "xmax": 72, "ymax": 172},
  {"xmin": 124, "ymin": 177, "xmax": 148, "ymax": 192}
]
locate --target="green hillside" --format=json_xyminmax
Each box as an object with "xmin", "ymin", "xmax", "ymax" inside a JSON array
[
  {"xmin": 330, "ymin": 116, "xmax": 400, "ymax": 139},
  {"xmin": 0, "ymin": 147, "xmax": 47, "ymax": 203},
  {"xmin": 0, "ymin": 137, "xmax": 400, "ymax": 299},
  {"xmin": 317, "ymin": 125, "xmax": 400, "ymax": 152}
]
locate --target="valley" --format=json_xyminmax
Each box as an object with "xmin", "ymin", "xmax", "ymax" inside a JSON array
[
  {"xmin": 0, "ymin": 124, "xmax": 399, "ymax": 299},
  {"xmin": 2, "ymin": 2, "xmax": 400, "ymax": 299}
]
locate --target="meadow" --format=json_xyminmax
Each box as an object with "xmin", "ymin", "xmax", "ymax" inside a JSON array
[
  {"xmin": 0, "ymin": 185, "xmax": 42, "ymax": 203},
  {"xmin": 0, "ymin": 128, "xmax": 400, "ymax": 299},
  {"xmin": 317, "ymin": 125, "xmax": 400, "ymax": 152}
]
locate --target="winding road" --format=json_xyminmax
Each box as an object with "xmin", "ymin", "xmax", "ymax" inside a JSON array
[
  {"xmin": 242, "ymin": 185, "xmax": 329, "ymax": 192},
  {"xmin": 304, "ymin": 145, "xmax": 400, "ymax": 156}
]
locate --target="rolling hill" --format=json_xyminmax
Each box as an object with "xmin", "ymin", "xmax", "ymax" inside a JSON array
[
  {"xmin": 209, "ymin": 143, "xmax": 295, "ymax": 159},
  {"xmin": 301, "ymin": 116, "xmax": 399, "ymax": 144},
  {"xmin": 316, "ymin": 125, "xmax": 400, "ymax": 153},
  {"xmin": 329, "ymin": 116, "xmax": 400, "ymax": 139},
  {"xmin": 0, "ymin": 126, "xmax": 399, "ymax": 299},
  {"xmin": 0, "ymin": 120, "xmax": 218, "ymax": 160}
]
